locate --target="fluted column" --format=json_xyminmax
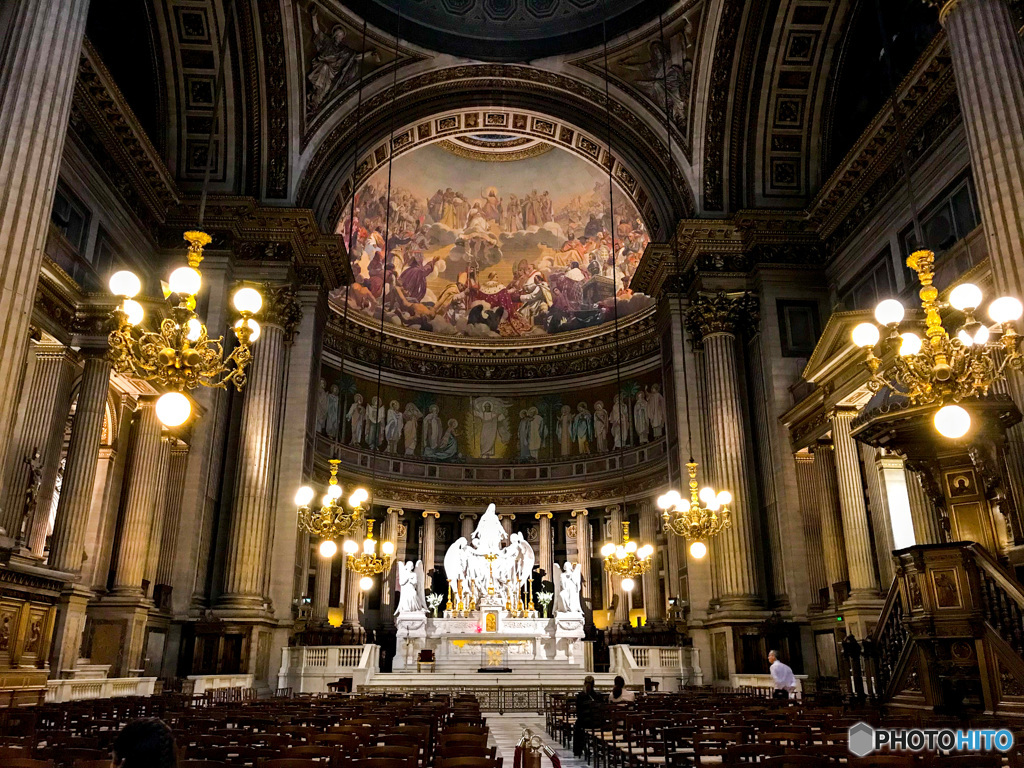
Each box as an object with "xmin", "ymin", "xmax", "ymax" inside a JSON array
[
  {"xmin": 687, "ymin": 292, "xmax": 762, "ymax": 607},
  {"xmin": 2, "ymin": 345, "xmax": 77, "ymax": 546},
  {"xmin": 500, "ymin": 513, "xmax": 515, "ymax": 536},
  {"xmin": 571, "ymin": 509, "xmax": 591, "ymax": 599},
  {"xmin": 421, "ymin": 510, "xmax": 439, "ymax": 572},
  {"xmin": 535, "ymin": 511, "xmax": 553, "ymax": 578},
  {"xmin": 312, "ymin": 545, "xmax": 332, "ymax": 622},
  {"xmin": 810, "ymin": 442, "xmax": 849, "ymax": 594},
  {"xmin": 637, "ymin": 501, "xmax": 664, "ymax": 622},
  {"xmin": 831, "ymin": 409, "xmax": 879, "ymax": 595},
  {"xmin": 219, "ymin": 289, "xmax": 299, "ymax": 611},
  {"xmin": 49, "ymin": 355, "xmax": 112, "ymax": 573},
  {"xmin": 0, "ymin": 0, "xmax": 91, "ymax": 482},
  {"xmin": 380, "ymin": 507, "xmax": 401, "ymax": 623},
  {"xmin": 606, "ymin": 504, "xmax": 629, "ymax": 625},
  {"xmin": 342, "ymin": 558, "xmax": 361, "ymax": 627},
  {"xmin": 794, "ymin": 453, "xmax": 828, "ymax": 600},
  {"xmin": 156, "ymin": 445, "xmax": 189, "ymax": 588},
  {"xmin": 110, "ymin": 399, "xmax": 163, "ymax": 596},
  {"xmin": 143, "ymin": 438, "xmax": 173, "ymax": 593},
  {"xmin": 460, "ymin": 513, "xmax": 477, "ymax": 540},
  {"xmin": 905, "ymin": 467, "xmax": 944, "ymax": 545},
  {"xmin": 859, "ymin": 444, "xmax": 895, "ymax": 586}
]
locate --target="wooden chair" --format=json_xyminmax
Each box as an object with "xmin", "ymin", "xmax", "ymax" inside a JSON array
[
  {"xmin": 722, "ymin": 743, "xmax": 785, "ymax": 765},
  {"xmin": 416, "ymin": 650, "xmax": 435, "ymax": 673},
  {"xmin": 73, "ymin": 760, "xmax": 112, "ymax": 768},
  {"xmin": 926, "ymin": 756, "xmax": 1001, "ymax": 768},
  {"xmin": 848, "ymin": 759, "xmax": 920, "ymax": 767},
  {"xmin": 357, "ymin": 759, "xmax": 416, "ymax": 768},
  {"xmin": 6, "ymin": 760, "xmax": 54, "ymax": 768},
  {"xmin": 179, "ymin": 761, "xmax": 230, "ymax": 768},
  {"xmin": 761, "ymin": 757, "xmax": 831, "ymax": 768},
  {"xmin": 362, "ymin": 745, "xmax": 418, "ymax": 762},
  {"xmin": 695, "ymin": 731, "xmax": 748, "ymax": 764},
  {"xmin": 260, "ymin": 760, "xmax": 326, "ymax": 768},
  {"xmin": 435, "ymin": 759, "xmax": 500, "ymax": 768}
]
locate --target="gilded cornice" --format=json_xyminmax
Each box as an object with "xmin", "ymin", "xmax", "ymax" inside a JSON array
[{"xmin": 685, "ymin": 291, "xmax": 760, "ymax": 342}]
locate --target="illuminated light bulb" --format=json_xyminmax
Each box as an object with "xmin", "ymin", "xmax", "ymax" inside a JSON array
[
  {"xmin": 949, "ymin": 283, "xmax": 983, "ymax": 312},
  {"xmin": 294, "ymin": 486, "xmax": 315, "ymax": 507},
  {"xmin": 168, "ymin": 266, "xmax": 202, "ymax": 297},
  {"xmin": 232, "ymin": 286, "xmax": 263, "ymax": 314},
  {"xmin": 155, "ymin": 391, "xmax": 191, "ymax": 427},
  {"xmin": 319, "ymin": 540, "xmax": 337, "ymax": 558},
  {"xmin": 625, "ymin": 540, "xmax": 638, "ymax": 554},
  {"xmin": 638, "ymin": 544, "xmax": 653, "ymax": 560},
  {"xmin": 852, "ymin": 322, "xmax": 881, "ymax": 348},
  {"xmin": 364, "ymin": 538, "xmax": 376, "ymax": 555},
  {"xmin": 699, "ymin": 487, "xmax": 717, "ymax": 504},
  {"xmin": 874, "ymin": 299, "xmax": 905, "ymax": 327},
  {"xmin": 327, "ymin": 483, "xmax": 343, "ymax": 500},
  {"xmin": 706, "ymin": 499, "xmax": 721, "ymax": 512},
  {"xmin": 321, "ymin": 494, "xmax": 332, "ymax": 508},
  {"xmin": 621, "ymin": 578, "xmax": 635, "ymax": 592},
  {"xmin": 382, "ymin": 541, "xmax": 395, "ymax": 556},
  {"xmin": 343, "ymin": 539, "xmax": 359, "ymax": 555},
  {"xmin": 899, "ymin": 332, "xmax": 922, "ymax": 356},
  {"xmin": 349, "ymin": 488, "xmax": 369, "ymax": 507},
  {"xmin": 601, "ymin": 543, "xmax": 616, "ymax": 557},
  {"xmin": 973, "ymin": 324, "xmax": 990, "ymax": 345},
  {"xmin": 934, "ymin": 404, "xmax": 971, "ymax": 439},
  {"xmin": 615, "ymin": 545, "xmax": 627, "ymax": 559},
  {"xmin": 109, "ymin": 270, "xmax": 142, "ymax": 298},
  {"xmin": 957, "ymin": 328, "xmax": 974, "ymax": 347},
  {"xmin": 717, "ymin": 490, "xmax": 732, "ymax": 506},
  {"xmin": 689, "ymin": 541, "xmax": 708, "ymax": 559},
  {"xmin": 359, "ymin": 576, "xmax": 374, "ymax": 591},
  {"xmin": 657, "ymin": 494, "xmax": 671, "ymax": 510},
  {"xmin": 121, "ymin": 299, "xmax": 145, "ymax": 326},
  {"xmin": 989, "ymin": 297, "xmax": 1024, "ymax": 324},
  {"xmin": 235, "ymin": 318, "xmax": 260, "ymax": 342},
  {"xmin": 185, "ymin": 318, "xmax": 203, "ymax": 342}
]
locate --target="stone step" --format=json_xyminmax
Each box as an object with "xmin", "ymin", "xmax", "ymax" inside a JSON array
[{"xmin": 360, "ymin": 671, "xmax": 618, "ymax": 689}]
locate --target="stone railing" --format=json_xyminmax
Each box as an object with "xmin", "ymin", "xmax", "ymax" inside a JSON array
[
  {"xmin": 610, "ymin": 645, "xmax": 697, "ymax": 690},
  {"xmin": 730, "ymin": 673, "xmax": 807, "ymax": 699},
  {"xmin": 186, "ymin": 673, "xmax": 254, "ymax": 696},
  {"xmin": 46, "ymin": 676, "xmax": 157, "ymax": 703},
  {"xmin": 277, "ymin": 645, "xmax": 379, "ymax": 694}
]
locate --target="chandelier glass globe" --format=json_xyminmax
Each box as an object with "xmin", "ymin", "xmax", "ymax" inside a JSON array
[
  {"xmin": 294, "ymin": 486, "xmax": 315, "ymax": 507},
  {"xmin": 319, "ymin": 539, "xmax": 337, "ymax": 558},
  {"xmin": 949, "ymin": 283, "xmax": 983, "ymax": 312},
  {"xmin": 852, "ymin": 322, "xmax": 881, "ymax": 348},
  {"xmin": 690, "ymin": 541, "xmax": 708, "ymax": 559},
  {"xmin": 621, "ymin": 577, "xmax": 635, "ymax": 592},
  {"xmin": 874, "ymin": 299, "xmax": 905, "ymax": 326},
  {"xmin": 343, "ymin": 539, "xmax": 359, "ymax": 555},
  {"xmin": 359, "ymin": 576, "xmax": 374, "ymax": 591},
  {"xmin": 232, "ymin": 287, "xmax": 263, "ymax": 314},
  {"xmin": 899, "ymin": 332, "xmax": 922, "ymax": 356},
  {"xmin": 989, "ymin": 296, "xmax": 1024, "ymax": 323},
  {"xmin": 156, "ymin": 391, "xmax": 192, "ymax": 427},
  {"xmin": 934, "ymin": 404, "xmax": 971, "ymax": 439},
  {"xmin": 121, "ymin": 299, "xmax": 145, "ymax": 326},
  {"xmin": 168, "ymin": 266, "xmax": 202, "ymax": 297},
  {"xmin": 109, "ymin": 270, "xmax": 142, "ymax": 298}
]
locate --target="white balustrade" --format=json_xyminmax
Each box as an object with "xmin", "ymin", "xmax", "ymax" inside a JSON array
[
  {"xmin": 610, "ymin": 645, "xmax": 688, "ymax": 691},
  {"xmin": 278, "ymin": 645, "xmax": 379, "ymax": 694},
  {"xmin": 46, "ymin": 677, "xmax": 157, "ymax": 703},
  {"xmin": 187, "ymin": 673, "xmax": 255, "ymax": 696}
]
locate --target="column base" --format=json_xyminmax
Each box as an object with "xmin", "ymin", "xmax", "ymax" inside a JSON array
[
  {"xmin": 214, "ymin": 594, "xmax": 273, "ymax": 618},
  {"xmin": 89, "ymin": 594, "xmax": 155, "ymax": 677},
  {"xmin": 49, "ymin": 584, "xmax": 94, "ymax": 680}
]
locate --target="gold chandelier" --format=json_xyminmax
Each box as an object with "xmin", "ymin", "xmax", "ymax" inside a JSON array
[
  {"xmin": 295, "ymin": 459, "xmax": 369, "ymax": 558},
  {"xmin": 852, "ymin": 249, "xmax": 1024, "ymax": 439},
  {"xmin": 658, "ymin": 461, "xmax": 732, "ymax": 560},
  {"xmin": 600, "ymin": 521, "xmax": 653, "ymax": 591},
  {"xmin": 344, "ymin": 519, "xmax": 395, "ymax": 591},
  {"xmin": 108, "ymin": 231, "xmax": 263, "ymax": 427}
]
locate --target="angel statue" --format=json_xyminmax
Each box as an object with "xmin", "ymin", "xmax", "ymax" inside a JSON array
[
  {"xmin": 553, "ymin": 561, "xmax": 583, "ymax": 615},
  {"xmin": 395, "ymin": 560, "xmax": 427, "ymax": 614}
]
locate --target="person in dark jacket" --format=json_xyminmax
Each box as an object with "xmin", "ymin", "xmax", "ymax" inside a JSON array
[
  {"xmin": 573, "ymin": 675, "xmax": 605, "ymax": 758},
  {"xmin": 113, "ymin": 718, "xmax": 177, "ymax": 768}
]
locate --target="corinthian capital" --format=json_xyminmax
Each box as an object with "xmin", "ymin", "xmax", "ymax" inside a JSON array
[
  {"xmin": 685, "ymin": 291, "xmax": 759, "ymax": 342},
  {"xmin": 262, "ymin": 285, "xmax": 303, "ymax": 339}
]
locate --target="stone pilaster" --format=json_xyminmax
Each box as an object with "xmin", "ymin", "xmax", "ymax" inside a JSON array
[
  {"xmin": 686, "ymin": 292, "xmax": 763, "ymax": 609},
  {"xmin": 422, "ymin": 510, "xmax": 439, "ymax": 572},
  {"xmin": 795, "ymin": 453, "xmax": 828, "ymax": 601},
  {"xmin": 110, "ymin": 399, "xmax": 163, "ymax": 597},
  {"xmin": 311, "ymin": 545, "xmax": 332, "ymax": 622},
  {"xmin": 48, "ymin": 355, "xmax": 112, "ymax": 573},
  {"xmin": 380, "ymin": 507, "xmax": 402, "ymax": 623},
  {"xmin": 0, "ymin": 0, "xmax": 91, "ymax": 482},
  {"xmin": 1, "ymin": 345, "xmax": 77, "ymax": 547},
  {"xmin": 342, "ymin": 556, "xmax": 361, "ymax": 628},
  {"xmin": 810, "ymin": 442, "xmax": 849, "ymax": 596},
  {"xmin": 219, "ymin": 288, "xmax": 299, "ymax": 612},
  {"xmin": 637, "ymin": 500, "xmax": 664, "ymax": 622},
  {"xmin": 830, "ymin": 409, "xmax": 879, "ymax": 596},
  {"xmin": 155, "ymin": 445, "xmax": 190, "ymax": 589},
  {"xmin": 906, "ymin": 467, "xmax": 944, "ymax": 545},
  {"xmin": 571, "ymin": 509, "xmax": 591, "ymax": 599},
  {"xmin": 535, "ymin": 511, "xmax": 553, "ymax": 579},
  {"xmin": 859, "ymin": 443, "xmax": 895, "ymax": 586},
  {"xmin": 143, "ymin": 438, "xmax": 172, "ymax": 594}
]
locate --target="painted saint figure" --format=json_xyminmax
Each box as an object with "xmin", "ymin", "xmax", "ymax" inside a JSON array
[
  {"xmin": 423, "ymin": 404, "xmax": 442, "ymax": 453},
  {"xmin": 572, "ymin": 402, "xmax": 593, "ymax": 454},
  {"xmin": 557, "ymin": 404, "xmax": 573, "ymax": 457},
  {"xmin": 384, "ymin": 400, "xmax": 403, "ymax": 454},
  {"xmin": 634, "ymin": 390, "xmax": 649, "ymax": 445},
  {"xmin": 326, "ymin": 384, "xmax": 341, "ymax": 441},
  {"xmin": 527, "ymin": 407, "xmax": 546, "ymax": 460},
  {"xmin": 593, "ymin": 400, "xmax": 609, "ymax": 453},
  {"xmin": 518, "ymin": 409, "xmax": 531, "ymax": 461},
  {"xmin": 366, "ymin": 396, "xmax": 385, "ymax": 447},
  {"xmin": 648, "ymin": 384, "xmax": 666, "ymax": 438},
  {"xmin": 403, "ymin": 403, "xmax": 423, "ymax": 455},
  {"xmin": 347, "ymin": 393, "xmax": 365, "ymax": 446},
  {"xmin": 316, "ymin": 378, "xmax": 328, "ymax": 434}
]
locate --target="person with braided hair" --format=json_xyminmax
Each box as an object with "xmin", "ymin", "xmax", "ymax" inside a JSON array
[{"xmin": 113, "ymin": 718, "xmax": 177, "ymax": 768}]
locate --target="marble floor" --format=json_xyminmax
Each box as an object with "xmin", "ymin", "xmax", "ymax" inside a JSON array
[{"xmin": 488, "ymin": 713, "xmax": 588, "ymax": 767}]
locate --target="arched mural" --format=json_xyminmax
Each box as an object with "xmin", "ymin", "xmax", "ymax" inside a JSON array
[{"xmin": 335, "ymin": 139, "xmax": 652, "ymax": 338}]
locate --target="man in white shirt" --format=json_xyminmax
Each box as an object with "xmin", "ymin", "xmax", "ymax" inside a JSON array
[{"xmin": 768, "ymin": 650, "xmax": 796, "ymax": 700}]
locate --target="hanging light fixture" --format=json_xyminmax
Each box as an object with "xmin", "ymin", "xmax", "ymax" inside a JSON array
[
  {"xmin": 600, "ymin": 521, "xmax": 653, "ymax": 590},
  {"xmin": 659, "ymin": 462, "xmax": 732, "ymax": 559},
  {"xmin": 343, "ymin": 519, "xmax": 395, "ymax": 590},
  {"xmin": 296, "ymin": 459, "xmax": 369, "ymax": 557},
  {"xmin": 851, "ymin": 249, "xmax": 1023, "ymax": 438}
]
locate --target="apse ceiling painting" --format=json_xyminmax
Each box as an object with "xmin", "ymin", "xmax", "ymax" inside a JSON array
[{"xmin": 335, "ymin": 138, "xmax": 653, "ymax": 338}]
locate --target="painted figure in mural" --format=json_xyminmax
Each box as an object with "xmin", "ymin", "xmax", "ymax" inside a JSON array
[
  {"xmin": 423, "ymin": 404, "xmax": 443, "ymax": 453},
  {"xmin": 557, "ymin": 404, "xmax": 573, "ymax": 457},
  {"xmin": 425, "ymin": 418, "xmax": 461, "ymax": 461},
  {"xmin": 307, "ymin": 7, "xmax": 360, "ymax": 113},
  {"xmin": 527, "ymin": 407, "xmax": 546, "ymax": 460},
  {"xmin": 593, "ymin": 400, "xmax": 609, "ymax": 453},
  {"xmin": 316, "ymin": 378, "xmax": 328, "ymax": 434},
  {"xmin": 517, "ymin": 409, "xmax": 531, "ymax": 461},
  {"xmin": 648, "ymin": 384, "xmax": 666, "ymax": 438},
  {"xmin": 634, "ymin": 390, "xmax": 650, "ymax": 445},
  {"xmin": 474, "ymin": 398, "xmax": 510, "ymax": 459},
  {"xmin": 326, "ymin": 384, "xmax": 341, "ymax": 441},
  {"xmin": 610, "ymin": 394, "xmax": 631, "ymax": 448},
  {"xmin": 573, "ymin": 402, "xmax": 593, "ymax": 454},
  {"xmin": 504, "ymin": 194, "xmax": 522, "ymax": 232},
  {"xmin": 403, "ymin": 403, "xmax": 423, "ymax": 455},
  {"xmin": 366, "ymin": 396, "xmax": 385, "ymax": 447},
  {"xmin": 519, "ymin": 267, "xmax": 553, "ymax": 326},
  {"xmin": 385, "ymin": 400, "xmax": 404, "ymax": 454},
  {"xmin": 347, "ymin": 393, "xmax": 365, "ymax": 446}
]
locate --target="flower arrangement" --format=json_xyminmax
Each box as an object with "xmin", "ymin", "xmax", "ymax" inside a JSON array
[
  {"xmin": 426, "ymin": 592, "xmax": 444, "ymax": 617},
  {"xmin": 537, "ymin": 591, "xmax": 554, "ymax": 618}
]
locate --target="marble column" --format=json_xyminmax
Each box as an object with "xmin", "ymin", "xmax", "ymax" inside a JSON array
[
  {"xmin": 421, "ymin": 510, "xmax": 439, "ymax": 573},
  {"xmin": 606, "ymin": 504, "xmax": 629, "ymax": 625},
  {"xmin": 460, "ymin": 513, "xmax": 477, "ymax": 540},
  {"xmin": 831, "ymin": 409, "xmax": 879, "ymax": 596},
  {"xmin": 380, "ymin": 507, "xmax": 402, "ymax": 623},
  {"xmin": 637, "ymin": 500, "xmax": 664, "ymax": 622},
  {"xmin": 311, "ymin": 546, "xmax": 332, "ymax": 622},
  {"xmin": 686, "ymin": 293, "xmax": 762, "ymax": 608},
  {"xmin": 49, "ymin": 354, "xmax": 112, "ymax": 574},
  {"xmin": 0, "ymin": 0, "xmax": 91, "ymax": 482},
  {"xmin": 794, "ymin": 453, "xmax": 828, "ymax": 601},
  {"xmin": 342, "ymin": 558, "xmax": 361, "ymax": 628},
  {"xmin": 143, "ymin": 438, "xmax": 172, "ymax": 594},
  {"xmin": 155, "ymin": 445, "xmax": 189, "ymax": 589},
  {"xmin": 571, "ymin": 509, "xmax": 591, "ymax": 599},
  {"xmin": 500, "ymin": 513, "xmax": 515, "ymax": 536},
  {"xmin": 535, "ymin": 511, "xmax": 553, "ymax": 579},
  {"xmin": 905, "ymin": 467, "xmax": 945, "ymax": 545},
  {"xmin": 859, "ymin": 443, "xmax": 895, "ymax": 586},
  {"xmin": 1, "ymin": 345, "xmax": 77, "ymax": 546},
  {"xmin": 110, "ymin": 399, "xmax": 163, "ymax": 596},
  {"xmin": 810, "ymin": 442, "xmax": 849, "ymax": 595},
  {"xmin": 219, "ymin": 289, "xmax": 298, "ymax": 612}
]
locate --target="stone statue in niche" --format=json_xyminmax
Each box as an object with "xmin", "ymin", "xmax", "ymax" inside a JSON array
[
  {"xmin": 553, "ymin": 561, "xmax": 582, "ymax": 615},
  {"xmin": 347, "ymin": 393, "xmax": 365, "ymax": 446},
  {"xmin": 19, "ymin": 448, "xmax": 42, "ymax": 545},
  {"xmin": 403, "ymin": 403, "xmax": 423, "ymax": 455},
  {"xmin": 326, "ymin": 384, "xmax": 340, "ymax": 441},
  {"xmin": 593, "ymin": 401, "xmax": 609, "ymax": 453},
  {"xmin": 648, "ymin": 384, "xmax": 666, "ymax": 438},
  {"xmin": 307, "ymin": 6, "xmax": 361, "ymax": 113}
]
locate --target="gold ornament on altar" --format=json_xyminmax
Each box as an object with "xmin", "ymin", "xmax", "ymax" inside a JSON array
[
  {"xmin": 658, "ymin": 461, "xmax": 732, "ymax": 560},
  {"xmin": 343, "ymin": 518, "xmax": 394, "ymax": 585},
  {"xmin": 107, "ymin": 231, "xmax": 263, "ymax": 427},
  {"xmin": 600, "ymin": 521, "xmax": 653, "ymax": 588},
  {"xmin": 852, "ymin": 249, "xmax": 1024, "ymax": 439},
  {"xmin": 295, "ymin": 460, "xmax": 368, "ymax": 557}
]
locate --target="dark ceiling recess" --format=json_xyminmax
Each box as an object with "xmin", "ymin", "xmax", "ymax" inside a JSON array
[{"xmin": 340, "ymin": 0, "xmax": 673, "ymax": 62}]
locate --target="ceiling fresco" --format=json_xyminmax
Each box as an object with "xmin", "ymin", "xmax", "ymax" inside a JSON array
[{"xmin": 333, "ymin": 138, "xmax": 652, "ymax": 339}]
